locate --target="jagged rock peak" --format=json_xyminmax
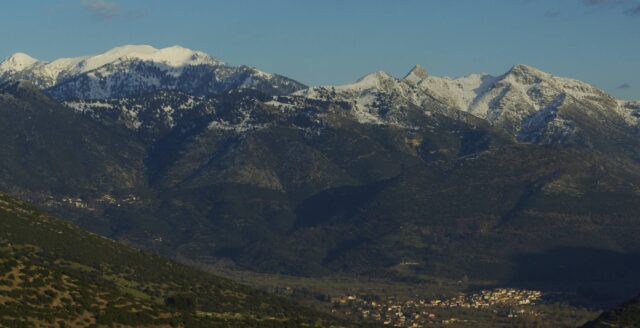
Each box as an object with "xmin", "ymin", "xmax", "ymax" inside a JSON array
[
  {"xmin": 340, "ymin": 70, "xmax": 397, "ymax": 91},
  {"xmin": 357, "ymin": 70, "xmax": 394, "ymax": 82},
  {"xmin": 404, "ymin": 64, "xmax": 429, "ymax": 82},
  {"xmin": 505, "ymin": 64, "xmax": 550, "ymax": 84}
]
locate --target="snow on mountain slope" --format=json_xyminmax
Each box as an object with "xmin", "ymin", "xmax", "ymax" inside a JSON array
[
  {"xmin": 404, "ymin": 65, "xmax": 498, "ymax": 114},
  {"xmin": 410, "ymin": 64, "xmax": 634, "ymax": 142},
  {"xmin": 64, "ymin": 91, "xmax": 217, "ymax": 131},
  {"xmin": 78, "ymin": 45, "xmax": 220, "ymax": 70},
  {"xmin": 0, "ymin": 45, "xmax": 305, "ymax": 99},
  {"xmin": 617, "ymin": 100, "xmax": 640, "ymax": 127},
  {"xmin": 295, "ymin": 64, "xmax": 638, "ymax": 144},
  {"xmin": 0, "ymin": 53, "xmax": 39, "ymax": 73},
  {"xmin": 3, "ymin": 45, "xmax": 636, "ymax": 145},
  {"xmin": 403, "ymin": 64, "xmax": 429, "ymax": 83},
  {"xmin": 64, "ymin": 90, "xmax": 273, "ymax": 136},
  {"xmin": 294, "ymin": 70, "xmax": 436, "ymax": 126},
  {"xmin": 405, "ymin": 64, "xmax": 612, "ymax": 120},
  {"xmin": 0, "ymin": 45, "xmax": 222, "ymax": 88},
  {"xmin": 46, "ymin": 60, "xmax": 304, "ymax": 100}
]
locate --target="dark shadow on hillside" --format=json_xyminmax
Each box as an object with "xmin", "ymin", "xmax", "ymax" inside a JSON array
[
  {"xmin": 507, "ymin": 247, "xmax": 640, "ymax": 307},
  {"xmin": 293, "ymin": 179, "xmax": 393, "ymax": 229}
]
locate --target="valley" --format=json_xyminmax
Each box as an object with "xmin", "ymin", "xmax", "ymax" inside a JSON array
[
  {"xmin": 1, "ymin": 44, "xmax": 639, "ymax": 327},
  {"xmin": 197, "ymin": 264, "xmax": 600, "ymax": 327}
]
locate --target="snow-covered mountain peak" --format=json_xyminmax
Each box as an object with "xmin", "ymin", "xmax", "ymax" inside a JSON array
[
  {"xmin": 357, "ymin": 70, "xmax": 394, "ymax": 83},
  {"xmin": 0, "ymin": 45, "xmax": 226, "ymax": 89},
  {"xmin": 113, "ymin": 45, "xmax": 222, "ymax": 67},
  {"xmin": 58, "ymin": 44, "xmax": 222, "ymax": 76},
  {"xmin": 74, "ymin": 44, "xmax": 157, "ymax": 72},
  {"xmin": 337, "ymin": 71, "xmax": 397, "ymax": 92},
  {"xmin": 293, "ymin": 71, "xmax": 393, "ymax": 98},
  {"xmin": 499, "ymin": 64, "xmax": 612, "ymax": 104},
  {"xmin": 33, "ymin": 45, "xmax": 305, "ymax": 100},
  {"xmin": 299, "ymin": 63, "xmax": 634, "ymax": 142},
  {"xmin": 403, "ymin": 64, "xmax": 429, "ymax": 83},
  {"xmin": 505, "ymin": 64, "xmax": 551, "ymax": 84},
  {"xmin": 0, "ymin": 52, "xmax": 39, "ymax": 72},
  {"xmin": 100, "ymin": 44, "xmax": 158, "ymax": 56}
]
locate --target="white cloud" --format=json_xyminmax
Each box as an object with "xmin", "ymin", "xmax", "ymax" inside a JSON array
[{"xmin": 80, "ymin": 0, "xmax": 119, "ymax": 20}]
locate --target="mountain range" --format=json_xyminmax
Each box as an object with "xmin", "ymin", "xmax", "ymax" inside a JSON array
[{"xmin": 1, "ymin": 45, "xmax": 640, "ymax": 307}]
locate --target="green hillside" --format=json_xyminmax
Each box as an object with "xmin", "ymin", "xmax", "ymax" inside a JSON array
[{"xmin": 0, "ymin": 193, "xmax": 360, "ymax": 327}]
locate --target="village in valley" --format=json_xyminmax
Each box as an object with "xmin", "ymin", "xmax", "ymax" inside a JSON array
[{"xmin": 330, "ymin": 288, "xmax": 544, "ymax": 327}]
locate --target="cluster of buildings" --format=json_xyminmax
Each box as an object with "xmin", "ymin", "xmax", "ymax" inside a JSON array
[
  {"xmin": 331, "ymin": 296, "xmax": 434, "ymax": 327},
  {"xmin": 44, "ymin": 193, "xmax": 142, "ymax": 211},
  {"xmin": 59, "ymin": 196, "xmax": 90, "ymax": 209},
  {"xmin": 431, "ymin": 288, "xmax": 542, "ymax": 309},
  {"xmin": 330, "ymin": 288, "xmax": 543, "ymax": 327}
]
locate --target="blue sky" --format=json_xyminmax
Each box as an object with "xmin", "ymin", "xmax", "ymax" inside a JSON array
[{"xmin": 1, "ymin": 0, "xmax": 639, "ymax": 99}]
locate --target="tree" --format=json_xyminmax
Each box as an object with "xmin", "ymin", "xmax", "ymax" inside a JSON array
[{"xmin": 165, "ymin": 293, "xmax": 197, "ymax": 313}]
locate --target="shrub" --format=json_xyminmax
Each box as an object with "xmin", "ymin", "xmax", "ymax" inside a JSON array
[{"xmin": 165, "ymin": 293, "xmax": 197, "ymax": 313}]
